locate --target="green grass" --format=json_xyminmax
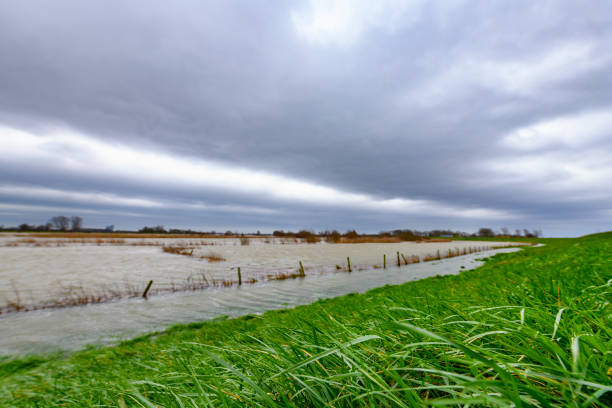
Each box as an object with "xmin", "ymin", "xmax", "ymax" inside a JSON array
[{"xmin": 1, "ymin": 233, "xmax": 611, "ymax": 407}]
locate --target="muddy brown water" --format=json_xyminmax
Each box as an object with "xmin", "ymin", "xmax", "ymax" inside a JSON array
[{"xmin": 0, "ymin": 236, "xmax": 521, "ymax": 355}]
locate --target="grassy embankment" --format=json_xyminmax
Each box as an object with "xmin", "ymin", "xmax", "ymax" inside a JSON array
[{"xmin": 0, "ymin": 233, "xmax": 610, "ymax": 406}]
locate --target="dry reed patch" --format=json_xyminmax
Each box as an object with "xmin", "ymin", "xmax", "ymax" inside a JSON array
[
  {"xmin": 19, "ymin": 232, "xmax": 234, "ymax": 239},
  {"xmin": 200, "ymin": 252, "xmax": 226, "ymax": 262},
  {"xmin": 162, "ymin": 245, "xmax": 194, "ymax": 256},
  {"xmin": 3, "ymin": 238, "xmax": 53, "ymax": 247},
  {"xmin": 340, "ymin": 237, "xmax": 401, "ymax": 244},
  {"xmin": 400, "ymin": 254, "xmax": 421, "ymax": 264},
  {"xmin": 93, "ymin": 238, "xmax": 127, "ymax": 245},
  {"xmin": 161, "ymin": 246, "xmax": 226, "ymax": 262},
  {"xmin": 0, "ymin": 272, "xmax": 251, "ymax": 315},
  {"xmin": 16, "ymin": 238, "xmax": 37, "ymax": 244},
  {"xmin": 335, "ymin": 237, "xmax": 454, "ymax": 244},
  {"xmin": 3, "ymin": 236, "xmax": 221, "ymax": 247},
  {"xmin": 128, "ymin": 241, "xmax": 163, "ymax": 246},
  {"xmin": 421, "ymin": 254, "xmax": 438, "ymax": 262},
  {"xmin": 279, "ymin": 238, "xmax": 299, "ymax": 244},
  {"xmin": 2, "ymin": 238, "xmax": 132, "ymax": 247},
  {"xmin": 304, "ymin": 235, "xmax": 321, "ymax": 243},
  {"xmin": 418, "ymin": 245, "xmax": 496, "ymax": 262},
  {"xmin": 266, "ymin": 272, "xmax": 303, "ymax": 281}
]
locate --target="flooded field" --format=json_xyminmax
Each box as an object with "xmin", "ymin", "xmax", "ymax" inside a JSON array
[
  {"xmin": 0, "ymin": 234, "xmax": 524, "ymax": 354},
  {"xmin": 0, "ymin": 235, "xmax": 517, "ymax": 311},
  {"xmin": 0, "ymin": 246, "xmax": 522, "ymax": 355}
]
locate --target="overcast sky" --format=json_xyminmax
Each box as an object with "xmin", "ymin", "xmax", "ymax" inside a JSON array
[{"xmin": 1, "ymin": 1, "xmax": 611, "ymax": 236}]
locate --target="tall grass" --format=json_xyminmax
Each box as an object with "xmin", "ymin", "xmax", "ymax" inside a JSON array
[{"xmin": 1, "ymin": 234, "xmax": 610, "ymax": 406}]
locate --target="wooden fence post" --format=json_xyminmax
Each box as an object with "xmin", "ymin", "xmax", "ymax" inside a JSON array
[{"xmin": 142, "ymin": 280, "xmax": 153, "ymax": 299}]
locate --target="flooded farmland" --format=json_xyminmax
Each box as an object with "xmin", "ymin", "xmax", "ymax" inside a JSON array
[{"xmin": 0, "ymin": 234, "xmax": 523, "ymax": 354}]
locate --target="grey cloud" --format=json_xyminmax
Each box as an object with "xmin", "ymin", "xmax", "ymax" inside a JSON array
[{"xmin": 0, "ymin": 1, "xmax": 611, "ymax": 236}]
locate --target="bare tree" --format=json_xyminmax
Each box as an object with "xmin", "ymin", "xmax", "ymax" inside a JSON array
[
  {"xmin": 70, "ymin": 216, "xmax": 83, "ymax": 231},
  {"xmin": 515, "ymin": 229, "xmax": 522, "ymax": 237},
  {"xmin": 501, "ymin": 227, "xmax": 509, "ymax": 236},
  {"xmin": 50, "ymin": 216, "xmax": 70, "ymax": 231}
]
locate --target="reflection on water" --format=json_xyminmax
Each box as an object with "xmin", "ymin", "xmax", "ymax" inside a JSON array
[{"xmin": 0, "ymin": 247, "xmax": 519, "ymax": 355}]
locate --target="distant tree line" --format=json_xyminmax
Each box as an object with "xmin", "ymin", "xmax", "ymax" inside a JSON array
[
  {"xmin": 381, "ymin": 228, "xmax": 542, "ymax": 239},
  {"xmin": 272, "ymin": 229, "xmax": 416, "ymax": 242},
  {"xmin": 0, "ymin": 216, "xmax": 84, "ymax": 232},
  {"xmin": 476, "ymin": 227, "xmax": 542, "ymax": 238},
  {"xmin": 138, "ymin": 226, "xmax": 220, "ymax": 235},
  {"xmin": 0, "ymin": 220, "xmax": 542, "ymax": 238},
  {"xmin": 131, "ymin": 227, "xmax": 543, "ymax": 239},
  {"xmin": 272, "ymin": 228, "xmax": 543, "ymax": 240}
]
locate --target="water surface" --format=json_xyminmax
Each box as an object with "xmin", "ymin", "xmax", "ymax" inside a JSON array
[
  {"xmin": 1, "ymin": 236, "xmax": 510, "ymax": 307},
  {"xmin": 0, "ymin": 247, "xmax": 519, "ymax": 355}
]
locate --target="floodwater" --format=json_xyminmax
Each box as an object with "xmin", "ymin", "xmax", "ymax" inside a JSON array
[
  {"xmin": 0, "ymin": 235, "xmax": 521, "ymax": 355},
  {"xmin": 0, "ymin": 236, "xmax": 511, "ymax": 306}
]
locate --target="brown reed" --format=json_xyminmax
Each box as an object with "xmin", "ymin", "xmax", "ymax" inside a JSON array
[
  {"xmin": 200, "ymin": 253, "xmax": 226, "ymax": 262},
  {"xmin": 162, "ymin": 245, "xmax": 194, "ymax": 256},
  {"xmin": 0, "ymin": 243, "xmax": 510, "ymax": 316},
  {"xmin": 339, "ymin": 236, "xmax": 401, "ymax": 244}
]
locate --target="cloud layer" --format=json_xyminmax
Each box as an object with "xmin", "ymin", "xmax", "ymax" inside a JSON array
[{"xmin": 0, "ymin": 1, "xmax": 611, "ymax": 236}]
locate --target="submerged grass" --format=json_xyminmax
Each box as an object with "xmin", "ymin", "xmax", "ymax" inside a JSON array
[
  {"xmin": 339, "ymin": 236, "xmax": 401, "ymax": 243},
  {"xmin": 0, "ymin": 233, "xmax": 611, "ymax": 406},
  {"xmin": 200, "ymin": 252, "xmax": 226, "ymax": 262},
  {"xmin": 162, "ymin": 246, "xmax": 227, "ymax": 263},
  {"xmin": 1, "ymin": 245, "xmax": 504, "ymax": 316}
]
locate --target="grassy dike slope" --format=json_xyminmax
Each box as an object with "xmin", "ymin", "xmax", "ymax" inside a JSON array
[{"xmin": 0, "ymin": 234, "xmax": 611, "ymax": 407}]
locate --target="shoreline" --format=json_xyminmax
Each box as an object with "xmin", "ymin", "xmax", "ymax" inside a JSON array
[
  {"xmin": 0, "ymin": 246, "xmax": 523, "ymax": 356},
  {"xmin": 0, "ymin": 238, "xmax": 527, "ymax": 316}
]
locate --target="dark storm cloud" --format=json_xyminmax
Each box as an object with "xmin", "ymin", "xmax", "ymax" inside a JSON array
[{"xmin": 0, "ymin": 0, "xmax": 611, "ymax": 236}]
